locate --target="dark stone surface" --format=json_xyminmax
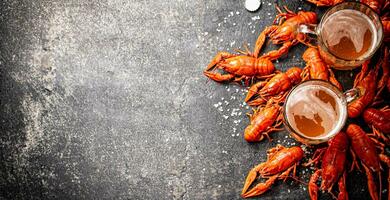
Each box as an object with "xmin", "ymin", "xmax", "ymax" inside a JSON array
[{"xmin": 0, "ymin": 0, "xmax": 380, "ymax": 199}]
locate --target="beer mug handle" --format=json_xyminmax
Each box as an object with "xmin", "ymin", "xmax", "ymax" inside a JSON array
[
  {"xmin": 299, "ymin": 24, "xmax": 318, "ymax": 35},
  {"xmin": 343, "ymin": 87, "xmax": 363, "ymax": 104},
  {"xmin": 298, "ymin": 24, "xmax": 319, "ymax": 46}
]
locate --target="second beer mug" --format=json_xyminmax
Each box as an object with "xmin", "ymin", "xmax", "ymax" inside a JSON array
[{"xmin": 299, "ymin": 2, "xmax": 383, "ymax": 70}]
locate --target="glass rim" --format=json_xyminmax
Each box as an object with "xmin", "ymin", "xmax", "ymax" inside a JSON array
[
  {"xmin": 317, "ymin": 1, "xmax": 384, "ymax": 62},
  {"xmin": 283, "ymin": 79, "xmax": 348, "ymax": 143}
]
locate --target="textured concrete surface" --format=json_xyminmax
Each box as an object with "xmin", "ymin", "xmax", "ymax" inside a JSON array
[{"xmin": 0, "ymin": 0, "xmax": 377, "ymax": 199}]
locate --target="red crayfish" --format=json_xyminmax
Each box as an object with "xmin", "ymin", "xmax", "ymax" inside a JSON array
[
  {"xmin": 346, "ymin": 124, "xmax": 390, "ymax": 200},
  {"xmin": 245, "ymin": 67, "xmax": 302, "ymax": 106},
  {"xmin": 253, "ymin": 7, "xmax": 317, "ymax": 60},
  {"xmin": 306, "ymin": 132, "xmax": 349, "ymax": 200},
  {"xmin": 241, "ymin": 145, "xmax": 304, "ymax": 198},
  {"xmin": 203, "ymin": 52, "xmax": 275, "ymax": 84},
  {"xmin": 302, "ymin": 47, "xmax": 343, "ymax": 90},
  {"xmin": 244, "ymin": 101, "xmax": 283, "ymax": 142}
]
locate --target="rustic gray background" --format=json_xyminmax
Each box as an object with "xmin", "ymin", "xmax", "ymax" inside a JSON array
[{"xmin": 0, "ymin": 0, "xmax": 376, "ymax": 199}]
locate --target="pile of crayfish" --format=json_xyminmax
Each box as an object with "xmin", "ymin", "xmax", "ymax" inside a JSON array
[{"xmin": 204, "ymin": 1, "xmax": 390, "ymax": 199}]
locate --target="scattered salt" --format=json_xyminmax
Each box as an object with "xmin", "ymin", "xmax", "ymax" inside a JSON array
[{"xmin": 251, "ymin": 16, "xmax": 261, "ymax": 21}]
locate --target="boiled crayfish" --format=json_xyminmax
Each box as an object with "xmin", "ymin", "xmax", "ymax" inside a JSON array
[
  {"xmin": 253, "ymin": 7, "xmax": 317, "ymax": 60},
  {"xmin": 245, "ymin": 67, "xmax": 302, "ymax": 106},
  {"xmin": 244, "ymin": 100, "xmax": 283, "ymax": 142},
  {"xmin": 203, "ymin": 52, "xmax": 275, "ymax": 84},
  {"xmin": 241, "ymin": 145, "xmax": 304, "ymax": 198},
  {"xmin": 346, "ymin": 124, "xmax": 390, "ymax": 200},
  {"xmin": 363, "ymin": 107, "xmax": 390, "ymax": 143},
  {"xmin": 306, "ymin": 132, "xmax": 349, "ymax": 200},
  {"xmin": 348, "ymin": 60, "xmax": 380, "ymax": 118},
  {"xmin": 302, "ymin": 47, "xmax": 343, "ymax": 90}
]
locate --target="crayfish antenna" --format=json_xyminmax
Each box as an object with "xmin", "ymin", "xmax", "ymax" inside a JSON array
[
  {"xmin": 363, "ymin": 164, "xmax": 379, "ymax": 200},
  {"xmin": 337, "ymin": 171, "xmax": 348, "ymax": 200},
  {"xmin": 308, "ymin": 169, "xmax": 321, "ymax": 200},
  {"xmin": 349, "ymin": 149, "xmax": 361, "ymax": 172}
]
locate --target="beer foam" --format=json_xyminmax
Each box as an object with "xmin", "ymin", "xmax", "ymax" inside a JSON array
[{"xmin": 286, "ymin": 85, "xmax": 342, "ymax": 138}]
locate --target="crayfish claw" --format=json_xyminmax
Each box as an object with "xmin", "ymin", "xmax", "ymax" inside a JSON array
[
  {"xmin": 241, "ymin": 168, "xmax": 259, "ymax": 195},
  {"xmin": 242, "ymin": 175, "xmax": 278, "ymax": 198}
]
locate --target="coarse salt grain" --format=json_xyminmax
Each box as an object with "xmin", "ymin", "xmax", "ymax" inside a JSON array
[
  {"xmin": 230, "ymin": 41, "xmax": 236, "ymax": 47},
  {"xmin": 251, "ymin": 16, "xmax": 261, "ymax": 21}
]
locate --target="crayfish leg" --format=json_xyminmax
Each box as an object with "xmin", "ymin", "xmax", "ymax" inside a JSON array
[
  {"xmin": 245, "ymin": 81, "xmax": 267, "ymax": 102},
  {"xmin": 247, "ymin": 97, "xmax": 267, "ymax": 107},
  {"xmin": 266, "ymin": 144, "xmax": 285, "ymax": 159},
  {"xmin": 302, "ymin": 148, "xmax": 325, "ymax": 167},
  {"xmin": 379, "ymin": 154, "xmax": 390, "ymax": 200},
  {"xmin": 279, "ymin": 164, "xmax": 297, "ymax": 182},
  {"xmin": 241, "ymin": 175, "xmax": 278, "ymax": 198},
  {"xmin": 337, "ymin": 171, "xmax": 349, "ymax": 200},
  {"xmin": 328, "ymin": 69, "xmax": 343, "ymax": 91},
  {"xmin": 308, "ymin": 169, "xmax": 322, "ymax": 200},
  {"xmin": 203, "ymin": 71, "xmax": 235, "ymax": 82},
  {"xmin": 363, "ymin": 164, "xmax": 379, "ymax": 200},
  {"xmin": 349, "ymin": 149, "xmax": 361, "ymax": 172}
]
